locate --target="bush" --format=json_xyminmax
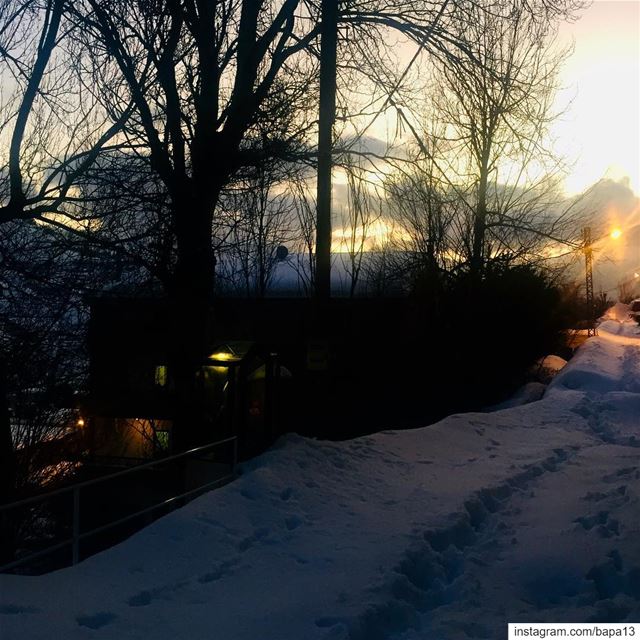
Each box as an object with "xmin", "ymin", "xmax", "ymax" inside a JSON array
[{"xmin": 407, "ymin": 262, "xmax": 566, "ymax": 413}]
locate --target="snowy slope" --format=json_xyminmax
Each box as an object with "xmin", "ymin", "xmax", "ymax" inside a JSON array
[{"xmin": 1, "ymin": 320, "xmax": 639, "ymax": 639}]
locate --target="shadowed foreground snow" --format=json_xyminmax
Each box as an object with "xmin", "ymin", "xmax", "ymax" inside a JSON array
[{"xmin": 1, "ymin": 319, "xmax": 639, "ymax": 639}]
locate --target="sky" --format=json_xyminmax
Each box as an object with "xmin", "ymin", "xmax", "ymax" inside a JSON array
[
  {"xmin": 341, "ymin": 1, "xmax": 639, "ymax": 198},
  {"xmin": 369, "ymin": 0, "xmax": 640, "ymax": 195},
  {"xmin": 554, "ymin": 0, "xmax": 640, "ymax": 196},
  {"xmin": 552, "ymin": 1, "xmax": 640, "ymax": 294},
  {"xmin": 333, "ymin": 1, "xmax": 640, "ymax": 281}
]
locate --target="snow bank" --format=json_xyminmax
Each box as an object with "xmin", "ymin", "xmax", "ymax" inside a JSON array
[
  {"xmin": 550, "ymin": 319, "xmax": 640, "ymax": 394},
  {"xmin": 1, "ymin": 321, "xmax": 639, "ymax": 638},
  {"xmin": 536, "ymin": 354, "xmax": 568, "ymax": 374},
  {"xmin": 602, "ymin": 302, "xmax": 632, "ymax": 323}
]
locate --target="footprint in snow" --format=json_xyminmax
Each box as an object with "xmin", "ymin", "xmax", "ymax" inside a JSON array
[
  {"xmin": 237, "ymin": 526, "xmax": 270, "ymax": 552},
  {"xmin": 198, "ymin": 557, "xmax": 241, "ymax": 584},
  {"xmin": 582, "ymin": 491, "xmax": 608, "ymax": 502},
  {"xmin": 240, "ymin": 487, "xmax": 259, "ymax": 500},
  {"xmin": 237, "ymin": 536, "xmax": 254, "ymax": 552},
  {"xmin": 603, "ymin": 467, "xmax": 639, "ymax": 483},
  {"xmin": 76, "ymin": 612, "xmax": 117, "ymax": 629},
  {"xmin": 574, "ymin": 511, "xmax": 620, "ymax": 537},
  {"xmin": 127, "ymin": 582, "xmax": 187, "ymax": 607},
  {"xmin": 582, "ymin": 485, "xmax": 627, "ymax": 503},
  {"xmin": 285, "ymin": 515, "xmax": 303, "ymax": 531},
  {"xmin": 584, "ymin": 552, "xmax": 639, "ymax": 604},
  {"xmin": 127, "ymin": 591, "xmax": 154, "ymax": 607},
  {"xmin": 0, "ymin": 604, "xmax": 40, "ymax": 615},
  {"xmin": 315, "ymin": 616, "xmax": 348, "ymax": 628}
]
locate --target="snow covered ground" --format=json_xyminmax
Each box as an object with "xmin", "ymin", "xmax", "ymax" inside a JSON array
[{"xmin": 1, "ymin": 318, "xmax": 639, "ymax": 639}]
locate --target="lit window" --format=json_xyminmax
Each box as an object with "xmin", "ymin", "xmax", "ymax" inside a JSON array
[
  {"xmin": 155, "ymin": 365, "xmax": 168, "ymax": 387},
  {"xmin": 156, "ymin": 430, "xmax": 170, "ymax": 451}
]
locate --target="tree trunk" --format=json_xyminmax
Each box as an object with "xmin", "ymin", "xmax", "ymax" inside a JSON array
[
  {"xmin": 470, "ymin": 146, "xmax": 491, "ymax": 277},
  {"xmin": 169, "ymin": 193, "xmax": 217, "ymax": 452},
  {"xmin": 315, "ymin": 0, "xmax": 338, "ymax": 300}
]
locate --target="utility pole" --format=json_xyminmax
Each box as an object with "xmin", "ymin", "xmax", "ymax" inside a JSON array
[
  {"xmin": 315, "ymin": 0, "xmax": 338, "ymax": 300},
  {"xmin": 582, "ymin": 227, "xmax": 597, "ymax": 337}
]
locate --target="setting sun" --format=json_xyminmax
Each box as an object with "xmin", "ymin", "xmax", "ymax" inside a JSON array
[{"xmin": 610, "ymin": 228, "xmax": 623, "ymax": 240}]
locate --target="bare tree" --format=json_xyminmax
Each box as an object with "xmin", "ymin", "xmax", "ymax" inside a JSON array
[
  {"xmin": 0, "ymin": 219, "xmax": 92, "ymax": 491},
  {"xmin": 1, "ymin": 0, "xmax": 585, "ymax": 284},
  {"xmin": 398, "ymin": 2, "xmax": 580, "ymax": 276},
  {"xmin": 0, "ymin": 0, "xmax": 587, "ymax": 457},
  {"xmin": 288, "ymin": 177, "xmax": 317, "ymax": 296},
  {"xmin": 384, "ymin": 145, "xmax": 454, "ymax": 272},
  {"xmin": 337, "ymin": 157, "xmax": 382, "ymax": 296},
  {"xmin": 216, "ymin": 164, "xmax": 298, "ymax": 297}
]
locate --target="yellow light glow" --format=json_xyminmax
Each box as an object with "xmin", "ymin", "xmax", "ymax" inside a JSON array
[
  {"xmin": 154, "ymin": 365, "xmax": 168, "ymax": 387},
  {"xmin": 208, "ymin": 351, "xmax": 240, "ymax": 362},
  {"xmin": 610, "ymin": 228, "xmax": 622, "ymax": 240},
  {"xmin": 210, "ymin": 366, "xmax": 229, "ymax": 374},
  {"xmin": 634, "ymin": 273, "xmax": 639, "ymax": 279},
  {"xmin": 331, "ymin": 220, "xmax": 412, "ymax": 252},
  {"xmin": 77, "ymin": 418, "xmax": 85, "ymax": 427}
]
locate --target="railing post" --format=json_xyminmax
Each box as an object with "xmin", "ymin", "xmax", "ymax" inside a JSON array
[
  {"xmin": 72, "ymin": 488, "xmax": 80, "ymax": 565},
  {"xmin": 1, "ymin": 437, "xmax": 238, "ymax": 574}
]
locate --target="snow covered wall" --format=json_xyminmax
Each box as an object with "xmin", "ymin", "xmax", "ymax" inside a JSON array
[{"xmin": 1, "ymin": 320, "xmax": 639, "ymax": 639}]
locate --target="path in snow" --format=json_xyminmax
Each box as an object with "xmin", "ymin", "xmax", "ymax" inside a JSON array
[{"xmin": 0, "ymin": 319, "xmax": 639, "ymax": 639}]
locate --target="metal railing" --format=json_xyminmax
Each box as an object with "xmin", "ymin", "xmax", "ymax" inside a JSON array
[{"xmin": 0, "ymin": 436, "xmax": 238, "ymax": 573}]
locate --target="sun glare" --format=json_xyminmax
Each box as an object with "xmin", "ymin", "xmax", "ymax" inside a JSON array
[{"xmin": 554, "ymin": 2, "xmax": 639, "ymax": 197}]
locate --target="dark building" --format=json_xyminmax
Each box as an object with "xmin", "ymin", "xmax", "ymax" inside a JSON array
[
  {"xmin": 81, "ymin": 293, "xmax": 427, "ymax": 462},
  {"xmin": 83, "ymin": 295, "xmax": 289, "ymax": 462}
]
